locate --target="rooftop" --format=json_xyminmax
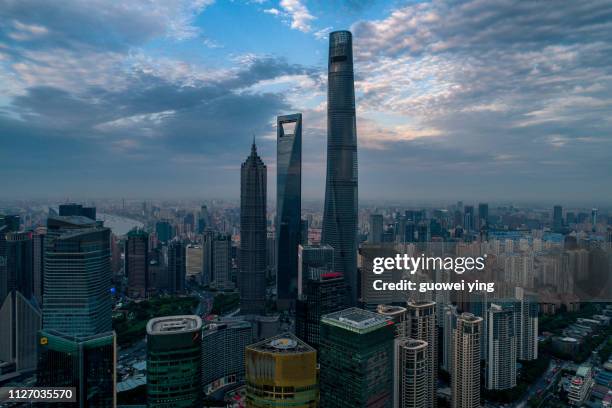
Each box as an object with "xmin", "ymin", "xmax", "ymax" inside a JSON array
[
  {"xmin": 147, "ymin": 315, "xmax": 202, "ymax": 335},
  {"xmin": 248, "ymin": 332, "xmax": 314, "ymax": 354},
  {"xmin": 322, "ymin": 307, "xmax": 391, "ymax": 333}
]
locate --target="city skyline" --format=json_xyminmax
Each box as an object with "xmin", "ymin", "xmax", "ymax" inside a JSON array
[{"xmin": 1, "ymin": 0, "xmax": 611, "ymax": 202}]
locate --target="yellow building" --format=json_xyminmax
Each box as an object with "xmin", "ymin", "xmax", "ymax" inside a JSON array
[{"xmin": 245, "ymin": 332, "xmax": 318, "ymax": 407}]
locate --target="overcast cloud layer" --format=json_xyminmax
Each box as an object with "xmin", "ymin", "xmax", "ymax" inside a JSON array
[{"xmin": 1, "ymin": 0, "xmax": 611, "ymax": 203}]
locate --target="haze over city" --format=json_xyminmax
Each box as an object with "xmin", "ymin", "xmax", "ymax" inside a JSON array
[{"xmin": 1, "ymin": 0, "xmax": 611, "ymax": 202}]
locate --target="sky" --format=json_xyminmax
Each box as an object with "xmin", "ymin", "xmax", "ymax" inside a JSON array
[{"xmin": 1, "ymin": 0, "xmax": 611, "ymax": 203}]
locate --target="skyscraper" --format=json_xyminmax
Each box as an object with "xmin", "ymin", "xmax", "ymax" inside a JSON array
[
  {"xmin": 43, "ymin": 216, "xmax": 112, "ymax": 337},
  {"xmin": 553, "ymin": 205, "xmax": 563, "ymax": 232},
  {"xmin": 37, "ymin": 330, "xmax": 116, "ymax": 408},
  {"xmin": 276, "ymin": 113, "xmax": 302, "ymax": 309},
  {"xmin": 369, "ymin": 214, "xmax": 383, "ymax": 243},
  {"xmin": 395, "ymin": 338, "xmax": 429, "ymax": 408},
  {"xmin": 202, "ymin": 230, "xmax": 233, "ymax": 289},
  {"xmin": 167, "ymin": 240, "xmax": 186, "ymax": 293},
  {"xmin": 319, "ymin": 308, "xmax": 394, "ymax": 407},
  {"xmin": 452, "ymin": 313, "xmax": 482, "ymax": 408},
  {"xmin": 297, "ymin": 244, "xmax": 334, "ymax": 296},
  {"xmin": 486, "ymin": 304, "xmax": 517, "ymax": 390},
  {"xmin": 406, "ymin": 301, "xmax": 437, "ymax": 408},
  {"xmin": 515, "ymin": 287, "xmax": 538, "ymax": 361},
  {"xmin": 322, "ymin": 30, "xmax": 359, "ymax": 305},
  {"xmin": 463, "ymin": 205, "xmax": 475, "ymax": 232},
  {"xmin": 125, "ymin": 228, "xmax": 149, "ymax": 298},
  {"xmin": 295, "ymin": 272, "xmax": 347, "ymax": 349},
  {"xmin": 58, "ymin": 203, "xmax": 96, "ymax": 221},
  {"xmin": 477, "ymin": 203, "xmax": 489, "ymax": 229},
  {"xmin": 0, "ymin": 290, "xmax": 41, "ymax": 372},
  {"xmin": 245, "ymin": 333, "xmax": 318, "ymax": 407},
  {"xmin": 377, "ymin": 304, "xmax": 407, "ymax": 338},
  {"xmin": 239, "ymin": 142, "xmax": 267, "ymax": 315},
  {"xmin": 146, "ymin": 315, "xmax": 202, "ymax": 407}
]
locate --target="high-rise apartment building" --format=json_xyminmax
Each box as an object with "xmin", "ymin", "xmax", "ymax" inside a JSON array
[
  {"xmin": 245, "ymin": 333, "xmax": 317, "ymax": 407},
  {"xmin": 515, "ymin": 287, "xmax": 538, "ymax": 361},
  {"xmin": 395, "ymin": 338, "xmax": 429, "ymax": 408},
  {"xmin": 319, "ymin": 308, "xmax": 394, "ymax": 407},
  {"xmin": 452, "ymin": 313, "xmax": 482, "ymax": 408},
  {"xmin": 406, "ymin": 301, "xmax": 437, "ymax": 408},
  {"xmin": 146, "ymin": 315, "xmax": 202, "ymax": 407},
  {"xmin": 377, "ymin": 304, "xmax": 407, "ymax": 338},
  {"xmin": 322, "ymin": 30, "xmax": 359, "ymax": 305},
  {"xmin": 441, "ymin": 305, "xmax": 458, "ymax": 373},
  {"xmin": 202, "ymin": 319, "xmax": 253, "ymax": 394},
  {"xmin": 486, "ymin": 304, "xmax": 517, "ymax": 390},
  {"xmin": 125, "ymin": 228, "xmax": 149, "ymax": 298},
  {"xmin": 239, "ymin": 142, "xmax": 267, "ymax": 315},
  {"xmin": 276, "ymin": 113, "xmax": 302, "ymax": 309}
]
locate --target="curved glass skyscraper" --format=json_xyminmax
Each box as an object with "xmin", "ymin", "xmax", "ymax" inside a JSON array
[{"xmin": 322, "ymin": 30, "xmax": 358, "ymax": 305}]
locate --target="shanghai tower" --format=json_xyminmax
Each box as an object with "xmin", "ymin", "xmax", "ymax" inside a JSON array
[
  {"xmin": 322, "ymin": 30, "xmax": 358, "ymax": 305},
  {"xmin": 239, "ymin": 141, "xmax": 267, "ymax": 315}
]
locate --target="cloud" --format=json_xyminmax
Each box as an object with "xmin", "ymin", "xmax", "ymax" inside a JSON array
[
  {"xmin": 279, "ymin": 0, "xmax": 315, "ymax": 33},
  {"xmin": 264, "ymin": 8, "xmax": 280, "ymax": 15}
]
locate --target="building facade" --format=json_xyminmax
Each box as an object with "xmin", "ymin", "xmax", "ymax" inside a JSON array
[
  {"xmin": 395, "ymin": 338, "xmax": 429, "ymax": 408},
  {"xmin": 202, "ymin": 320, "xmax": 253, "ymax": 394},
  {"xmin": 406, "ymin": 301, "xmax": 437, "ymax": 408},
  {"xmin": 295, "ymin": 272, "xmax": 347, "ymax": 349},
  {"xmin": 245, "ymin": 333, "xmax": 317, "ymax": 407}
]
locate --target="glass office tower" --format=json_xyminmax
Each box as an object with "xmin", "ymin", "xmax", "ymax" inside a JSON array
[
  {"xmin": 322, "ymin": 31, "xmax": 358, "ymax": 305},
  {"xmin": 319, "ymin": 308, "xmax": 394, "ymax": 407},
  {"xmin": 43, "ymin": 216, "xmax": 112, "ymax": 337},
  {"xmin": 276, "ymin": 113, "xmax": 302, "ymax": 309},
  {"xmin": 37, "ymin": 329, "xmax": 116, "ymax": 408}
]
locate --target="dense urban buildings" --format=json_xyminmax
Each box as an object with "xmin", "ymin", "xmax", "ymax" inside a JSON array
[
  {"xmin": 239, "ymin": 142, "xmax": 267, "ymax": 315},
  {"xmin": 322, "ymin": 30, "xmax": 359, "ymax": 305},
  {"xmin": 146, "ymin": 315, "xmax": 202, "ymax": 407},
  {"xmin": 319, "ymin": 308, "xmax": 394, "ymax": 407},
  {"xmin": 276, "ymin": 113, "xmax": 302, "ymax": 309},
  {"xmin": 245, "ymin": 333, "xmax": 317, "ymax": 407}
]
